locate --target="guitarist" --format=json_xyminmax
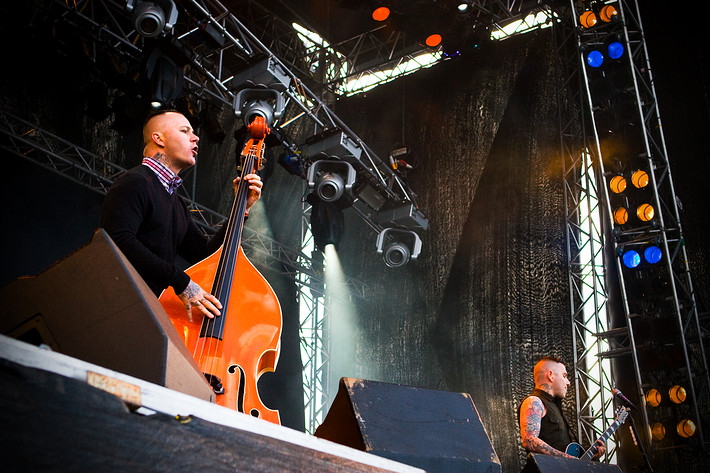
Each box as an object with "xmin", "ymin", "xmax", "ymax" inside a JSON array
[{"xmin": 519, "ymin": 356, "xmax": 606, "ymax": 460}]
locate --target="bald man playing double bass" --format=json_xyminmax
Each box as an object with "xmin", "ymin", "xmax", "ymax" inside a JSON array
[
  {"xmin": 101, "ymin": 109, "xmax": 263, "ymax": 320},
  {"xmin": 519, "ymin": 356, "xmax": 606, "ymax": 459}
]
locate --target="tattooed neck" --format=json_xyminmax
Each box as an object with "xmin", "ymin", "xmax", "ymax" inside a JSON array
[
  {"xmin": 539, "ymin": 383, "xmax": 553, "ymax": 395},
  {"xmin": 153, "ymin": 152, "xmax": 170, "ymax": 168}
]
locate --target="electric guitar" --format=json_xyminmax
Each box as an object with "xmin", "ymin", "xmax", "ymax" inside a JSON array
[{"xmin": 565, "ymin": 406, "xmax": 629, "ymax": 460}]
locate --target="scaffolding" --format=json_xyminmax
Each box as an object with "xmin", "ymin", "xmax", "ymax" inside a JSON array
[{"xmin": 560, "ymin": 0, "xmax": 709, "ymax": 469}]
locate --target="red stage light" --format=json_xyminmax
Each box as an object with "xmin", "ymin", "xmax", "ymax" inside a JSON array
[
  {"xmin": 425, "ymin": 34, "xmax": 442, "ymax": 47},
  {"xmin": 372, "ymin": 7, "xmax": 390, "ymax": 22}
]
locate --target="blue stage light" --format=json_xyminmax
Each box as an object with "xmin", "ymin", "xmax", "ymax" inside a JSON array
[
  {"xmin": 623, "ymin": 250, "xmax": 641, "ymax": 268},
  {"xmin": 644, "ymin": 245, "xmax": 662, "ymax": 264},
  {"xmin": 587, "ymin": 50, "xmax": 604, "ymax": 68},
  {"xmin": 608, "ymin": 41, "xmax": 624, "ymax": 60}
]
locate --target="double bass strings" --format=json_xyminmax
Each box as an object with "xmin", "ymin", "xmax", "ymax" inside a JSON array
[{"xmin": 194, "ymin": 140, "xmax": 260, "ymax": 382}]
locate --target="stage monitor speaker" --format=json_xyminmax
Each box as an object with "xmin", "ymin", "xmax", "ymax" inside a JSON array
[
  {"xmin": 0, "ymin": 228, "xmax": 214, "ymax": 402},
  {"xmin": 314, "ymin": 377, "xmax": 501, "ymax": 473},
  {"xmin": 521, "ymin": 453, "xmax": 623, "ymax": 473}
]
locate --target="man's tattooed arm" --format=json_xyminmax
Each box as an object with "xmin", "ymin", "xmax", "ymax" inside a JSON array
[{"xmin": 520, "ymin": 396, "xmax": 574, "ymax": 458}]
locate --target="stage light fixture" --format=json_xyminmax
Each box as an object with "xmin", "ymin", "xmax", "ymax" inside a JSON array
[
  {"xmin": 232, "ymin": 57, "xmax": 290, "ymax": 92},
  {"xmin": 144, "ymin": 47, "xmax": 184, "ymax": 106},
  {"xmin": 645, "ymin": 388, "xmax": 661, "ymax": 407},
  {"xmin": 234, "ymin": 88, "xmax": 284, "ymax": 128},
  {"xmin": 669, "ymin": 385, "xmax": 687, "ymax": 404},
  {"xmin": 457, "ymin": 2, "xmax": 471, "ymax": 12},
  {"xmin": 651, "ymin": 422, "xmax": 666, "ymax": 441},
  {"xmin": 425, "ymin": 34, "xmax": 442, "ymax": 48},
  {"xmin": 632, "ymin": 170, "xmax": 649, "ymax": 188},
  {"xmin": 613, "ymin": 207, "xmax": 628, "ymax": 225},
  {"xmin": 610, "ymin": 175, "xmax": 627, "ymax": 193},
  {"xmin": 636, "ymin": 203, "xmax": 655, "ymax": 222},
  {"xmin": 372, "ymin": 6, "xmax": 390, "ymax": 22},
  {"xmin": 304, "ymin": 128, "xmax": 363, "ymax": 161},
  {"xmin": 677, "ymin": 419, "xmax": 696, "ymax": 438},
  {"xmin": 587, "ymin": 50, "xmax": 604, "ymax": 68},
  {"xmin": 126, "ymin": 0, "xmax": 178, "ymax": 39},
  {"xmin": 309, "ymin": 194, "xmax": 344, "ymax": 252},
  {"xmin": 644, "ymin": 245, "xmax": 662, "ymax": 264},
  {"xmin": 607, "ymin": 40, "xmax": 624, "ymax": 60},
  {"xmin": 354, "ymin": 182, "xmax": 387, "ymax": 212},
  {"xmin": 376, "ymin": 228, "xmax": 422, "ymax": 268},
  {"xmin": 622, "ymin": 250, "xmax": 641, "ymax": 269},
  {"xmin": 307, "ymin": 160, "xmax": 356, "ymax": 204},
  {"xmin": 600, "ymin": 5, "xmax": 619, "ymax": 22},
  {"xmin": 580, "ymin": 11, "xmax": 597, "ymax": 28}
]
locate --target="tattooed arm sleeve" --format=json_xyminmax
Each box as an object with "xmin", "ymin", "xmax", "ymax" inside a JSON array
[{"xmin": 519, "ymin": 396, "xmax": 574, "ymax": 458}]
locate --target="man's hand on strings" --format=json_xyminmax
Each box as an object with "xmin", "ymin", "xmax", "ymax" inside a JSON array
[
  {"xmin": 233, "ymin": 173, "xmax": 263, "ymax": 211},
  {"xmin": 178, "ymin": 280, "xmax": 222, "ymax": 322}
]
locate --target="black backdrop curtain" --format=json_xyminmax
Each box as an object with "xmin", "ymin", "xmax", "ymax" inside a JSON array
[{"xmin": 329, "ymin": 29, "xmax": 573, "ymax": 471}]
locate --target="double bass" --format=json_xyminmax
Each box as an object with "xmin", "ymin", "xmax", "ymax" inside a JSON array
[{"xmin": 159, "ymin": 116, "xmax": 282, "ymax": 424}]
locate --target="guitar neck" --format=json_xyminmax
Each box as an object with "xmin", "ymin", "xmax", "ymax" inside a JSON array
[{"xmin": 582, "ymin": 419, "xmax": 622, "ymax": 460}]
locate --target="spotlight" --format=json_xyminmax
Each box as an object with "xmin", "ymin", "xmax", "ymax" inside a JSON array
[
  {"xmin": 645, "ymin": 388, "xmax": 661, "ymax": 407},
  {"xmin": 308, "ymin": 194, "xmax": 344, "ymax": 251},
  {"xmin": 126, "ymin": 0, "xmax": 178, "ymax": 39},
  {"xmin": 303, "ymin": 128, "xmax": 363, "ymax": 161},
  {"xmin": 607, "ymin": 40, "xmax": 624, "ymax": 60},
  {"xmin": 613, "ymin": 207, "xmax": 628, "ymax": 225},
  {"xmin": 580, "ymin": 11, "xmax": 597, "ymax": 28},
  {"xmin": 425, "ymin": 33, "xmax": 442, "ymax": 48},
  {"xmin": 457, "ymin": 2, "xmax": 471, "ymax": 13},
  {"xmin": 376, "ymin": 228, "xmax": 422, "ymax": 268},
  {"xmin": 307, "ymin": 159, "xmax": 356, "ymax": 204},
  {"xmin": 600, "ymin": 5, "xmax": 619, "ymax": 23},
  {"xmin": 651, "ymin": 422, "xmax": 666, "ymax": 440},
  {"xmin": 234, "ymin": 88, "xmax": 284, "ymax": 128},
  {"xmin": 622, "ymin": 250, "xmax": 641, "ymax": 268},
  {"xmin": 636, "ymin": 203, "xmax": 655, "ymax": 222},
  {"xmin": 677, "ymin": 419, "xmax": 696, "ymax": 438},
  {"xmin": 669, "ymin": 385, "xmax": 687, "ymax": 404},
  {"xmin": 372, "ymin": 6, "xmax": 390, "ymax": 22},
  {"xmin": 144, "ymin": 47, "xmax": 184, "ymax": 106},
  {"xmin": 586, "ymin": 50, "xmax": 604, "ymax": 68},
  {"xmin": 631, "ymin": 169, "xmax": 649, "ymax": 188},
  {"xmin": 609, "ymin": 175, "xmax": 627, "ymax": 193},
  {"xmin": 644, "ymin": 245, "xmax": 662, "ymax": 264}
]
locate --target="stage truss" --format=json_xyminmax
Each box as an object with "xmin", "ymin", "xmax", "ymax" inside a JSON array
[{"xmin": 560, "ymin": 0, "xmax": 709, "ymax": 468}]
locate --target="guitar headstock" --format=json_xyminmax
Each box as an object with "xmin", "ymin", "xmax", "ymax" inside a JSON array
[{"xmin": 615, "ymin": 405, "xmax": 630, "ymax": 424}]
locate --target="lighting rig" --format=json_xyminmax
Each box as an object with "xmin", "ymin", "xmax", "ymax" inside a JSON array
[{"xmin": 49, "ymin": 0, "xmax": 429, "ymax": 266}]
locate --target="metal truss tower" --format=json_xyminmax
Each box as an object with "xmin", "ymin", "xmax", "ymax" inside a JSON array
[
  {"xmin": 559, "ymin": 0, "xmax": 709, "ymax": 469},
  {"xmin": 554, "ymin": 1, "xmax": 619, "ymax": 461}
]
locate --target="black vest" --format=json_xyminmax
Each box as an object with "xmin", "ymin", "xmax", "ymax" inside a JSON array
[{"xmin": 528, "ymin": 388, "xmax": 575, "ymax": 452}]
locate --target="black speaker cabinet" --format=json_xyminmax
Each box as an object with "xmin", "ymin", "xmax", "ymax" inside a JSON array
[
  {"xmin": 0, "ymin": 228, "xmax": 213, "ymax": 402},
  {"xmin": 521, "ymin": 454, "xmax": 623, "ymax": 473},
  {"xmin": 315, "ymin": 377, "xmax": 501, "ymax": 473}
]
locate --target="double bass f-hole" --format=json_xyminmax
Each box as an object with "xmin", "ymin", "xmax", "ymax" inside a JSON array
[{"xmin": 159, "ymin": 115, "xmax": 283, "ymax": 425}]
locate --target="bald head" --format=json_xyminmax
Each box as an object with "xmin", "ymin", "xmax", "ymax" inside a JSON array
[
  {"xmin": 143, "ymin": 110, "xmax": 180, "ymax": 147},
  {"xmin": 141, "ymin": 110, "xmax": 199, "ymax": 174}
]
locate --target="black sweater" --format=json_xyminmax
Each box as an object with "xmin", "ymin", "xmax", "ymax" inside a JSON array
[{"xmin": 101, "ymin": 165, "xmax": 225, "ymax": 296}]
